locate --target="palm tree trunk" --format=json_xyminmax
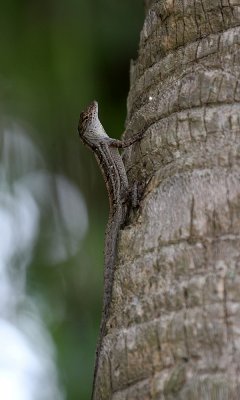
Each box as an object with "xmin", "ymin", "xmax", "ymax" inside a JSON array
[{"xmin": 93, "ymin": 1, "xmax": 240, "ymax": 398}]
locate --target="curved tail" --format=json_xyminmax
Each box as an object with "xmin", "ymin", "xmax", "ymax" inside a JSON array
[{"xmin": 92, "ymin": 205, "xmax": 126, "ymax": 399}]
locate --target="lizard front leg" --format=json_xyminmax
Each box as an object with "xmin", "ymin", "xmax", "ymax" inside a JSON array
[{"xmin": 104, "ymin": 130, "xmax": 145, "ymax": 149}]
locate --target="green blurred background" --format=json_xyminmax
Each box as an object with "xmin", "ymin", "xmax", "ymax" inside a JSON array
[{"xmin": 0, "ymin": 1, "xmax": 144, "ymax": 399}]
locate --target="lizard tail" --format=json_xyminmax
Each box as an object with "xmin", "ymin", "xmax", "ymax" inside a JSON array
[{"xmin": 92, "ymin": 205, "xmax": 126, "ymax": 399}]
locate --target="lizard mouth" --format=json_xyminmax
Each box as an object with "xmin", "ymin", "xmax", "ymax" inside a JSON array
[
  {"xmin": 78, "ymin": 100, "xmax": 99, "ymax": 136},
  {"xmin": 88, "ymin": 100, "xmax": 98, "ymax": 116}
]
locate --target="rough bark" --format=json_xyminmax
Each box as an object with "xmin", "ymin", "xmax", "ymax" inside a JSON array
[{"xmin": 93, "ymin": 0, "xmax": 240, "ymax": 398}]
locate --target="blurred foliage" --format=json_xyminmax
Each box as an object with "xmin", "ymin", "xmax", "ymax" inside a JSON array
[{"xmin": 0, "ymin": 1, "xmax": 144, "ymax": 399}]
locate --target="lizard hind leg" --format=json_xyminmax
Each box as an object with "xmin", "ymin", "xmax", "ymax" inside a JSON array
[
  {"xmin": 122, "ymin": 180, "xmax": 146, "ymax": 225},
  {"xmin": 130, "ymin": 181, "xmax": 146, "ymax": 209}
]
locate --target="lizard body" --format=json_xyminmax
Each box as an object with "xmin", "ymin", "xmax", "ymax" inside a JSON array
[{"xmin": 78, "ymin": 100, "xmax": 143, "ymax": 396}]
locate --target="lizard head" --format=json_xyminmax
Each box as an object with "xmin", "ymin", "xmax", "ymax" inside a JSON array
[{"xmin": 78, "ymin": 100, "xmax": 98, "ymax": 137}]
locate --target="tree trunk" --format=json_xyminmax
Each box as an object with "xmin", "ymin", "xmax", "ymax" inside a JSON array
[{"xmin": 93, "ymin": 1, "xmax": 240, "ymax": 398}]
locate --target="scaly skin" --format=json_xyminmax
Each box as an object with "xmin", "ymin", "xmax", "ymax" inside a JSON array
[{"xmin": 78, "ymin": 101, "xmax": 144, "ymax": 398}]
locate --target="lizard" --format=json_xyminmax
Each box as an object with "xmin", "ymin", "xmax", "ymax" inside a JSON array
[{"xmin": 78, "ymin": 100, "xmax": 144, "ymax": 396}]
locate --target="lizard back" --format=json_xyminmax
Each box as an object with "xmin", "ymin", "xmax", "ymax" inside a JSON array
[{"xmin": 78, "ymin": 101, "xmax": 129, "ymax": 397}]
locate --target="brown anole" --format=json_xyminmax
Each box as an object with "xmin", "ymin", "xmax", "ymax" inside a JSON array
[{"xmin": 78, "ymin": 100, "xmax": 144, "ymax": 394}]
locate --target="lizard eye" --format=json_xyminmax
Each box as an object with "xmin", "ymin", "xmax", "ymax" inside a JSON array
[
  {"xmin": 79, "ymin": 112, "xmax": 89, "ymax": 133},
  {"xmin": 80, "ymin": 112, "xmax": 87, "ymax": 124}
]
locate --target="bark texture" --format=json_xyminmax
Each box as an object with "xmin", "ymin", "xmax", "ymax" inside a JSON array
[{"xmin": 93, "ymin": 0, "xmax": 240, "ymax": 398}]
